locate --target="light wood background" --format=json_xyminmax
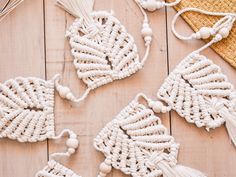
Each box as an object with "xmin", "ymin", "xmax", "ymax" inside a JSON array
[{"xmin": 0, "ymin": 0, "xmax": 236, "ymax": 177}]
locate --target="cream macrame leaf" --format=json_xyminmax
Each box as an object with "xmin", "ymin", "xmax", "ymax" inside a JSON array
[
  {"xmin": 0, "ymin": 77, "xmax": 55, "ymax": 142},
  {"xmin": 94, "ymin": 97, "xmax": 206, "ymax": 177},
  {"xmin": 67, "ymin": 11, "xmax": 141, "ymax": 90},
  {"xmin": 157, "ymin": 53, "xmax": 236, "ymax": 131},
  {"xmin": 56, "ymin": 0, "xmax": 152, "ymax": 103}
]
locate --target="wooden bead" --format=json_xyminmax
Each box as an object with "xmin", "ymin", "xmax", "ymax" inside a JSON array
[
  {"xmin": 142, "ymin": 24, "xmax": 153, "ymax": 37},
  {"xmin": 218, "ymin": 27, "xmax": 229, "ymax": 38},
  {"xmin": 58, "ymin": 86, "xmax": 71, "ymax": 98},
  {"xmin": 149, "ymin": 101, "xmax": 163, "ymax": 113},
  {"xmin": 68, "ymin": 148, "xmax": 76, "ymax": 155},
  {"xmin": 199, "ymin": 27, "xmax": 212, "ymax": 39},
  {"xmin": 66, "ymin": 92, "xmax": 74, "ymax": 100},
  {"xmin": 144, "ymin": 36, "xmax": 152, "ymax": 44},
  {"xmin": 161, "ymin": 106, "xmax": 167, "ymax": 113},
  {"xmin": 70, "ymin": 133, "xmax": 77, "ymax": 139},
  {"xmin": 156, "ymin": 1, "xmax": 164, "ymax": 9},
  {"xmin": 99, "ymin": 162, "xmax": 112, "ymax": 174},
  {"xmin": 66, "ymin": 138, "xmax": 79, "ymax": 149},
  {"xmin": 142, "ymin": 0, "xmax": 157, "ymax": 12}
]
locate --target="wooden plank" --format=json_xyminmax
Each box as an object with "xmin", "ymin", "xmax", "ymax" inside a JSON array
[
  {"xmin": 0, "ymin": 0, "xmax": 47, "ymax": 177},
  {"xmin": 166, "ymin": 8, "xmax": 236, "ymax": 177},
  {"xmin": 44, "ymin": 0, "xmax": 169, "ymax": 176}
]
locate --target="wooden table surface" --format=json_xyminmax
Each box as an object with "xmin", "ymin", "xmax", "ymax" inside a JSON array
[{"xmin": 0, "ymin": 0, "xmax": 236, "ymax": 177}]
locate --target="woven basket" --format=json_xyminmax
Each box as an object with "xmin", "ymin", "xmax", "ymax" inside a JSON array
[{"xmin": 168, "ymin": 0, "xmax": 236, "ymax": 69}]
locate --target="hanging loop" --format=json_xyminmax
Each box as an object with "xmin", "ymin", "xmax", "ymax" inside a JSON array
[
  {"xmin": 172, "ymin": 7, "xmax": 236, "ymax": 41},
  {"xmin": 171, "ymin": 7, "xmax": 236, "ymax": 53},
  {"xmin": 135, "ymin": 93, "xmax": 171, "ymax": 113},
  {"xmin": 53, "ymin": 74, "xmax": 91, "ymax": 104},
  {"xmin": 50, "ymin": 129, "xmax": 79, "ymax": 159}
]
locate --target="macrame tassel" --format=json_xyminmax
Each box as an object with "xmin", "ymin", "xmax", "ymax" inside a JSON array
[
  {"xmin": 172, "ymin": 165, "xmax": 207, "ymax": 177},
  {"xmin": 158, "ymin": 161, "xmax": 206, "ymax": 177},
  {"xmin": 57, "ymin": 0, "xmax": 94, "ymax": 26},
  {"xmin": 219, "ymin": 108, "xmax": 236, "ymax": 146}
]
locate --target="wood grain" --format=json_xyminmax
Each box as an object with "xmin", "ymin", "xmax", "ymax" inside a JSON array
[{"xmin": 0, "ymin": 0, "xmax": 235, "ymax": 177}]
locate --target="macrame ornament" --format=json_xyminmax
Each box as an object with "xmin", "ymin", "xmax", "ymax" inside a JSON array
[
  {"xmin": 56, "ymin": 0, "xmax": 152, "ymax": 103},
  {"xmin": 35, "ymin": 129, "xmax": 81, "ymax": 177},
  {"xmin": 0, "ymin": 74, "xmax": 85, "ymax": 142},
  {"xmin": 150, "ymin": 8, "xmax": 236, "ymax": 146},
  {"xmin": 0, "ymin": 76, "xmax": 81, "ymax": 176},
  {"xmin": 94, "ymin": 94, "xmax": 206, "ymax": 177},
  {"xmin": 0, "ymin": 0, "xmax": 24, "ymax": 22}
]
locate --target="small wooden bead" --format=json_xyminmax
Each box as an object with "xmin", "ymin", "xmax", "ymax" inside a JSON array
[
  {"xmin": 70, "ymin": 133, "xmax": 77, "ymax": 139},
  {"xmin": 144, "ymin": 36, "xmax": 152, "ymax": 44},
  {"xmin": 68, "ymin": 148, "xmax": 76, "ymax": 155},
  {"xmin": 156, "ymin": 1, "xmax": 164, "ymax": 9},
  {"xmin": 58, "ymin": 86, "xmax": 71, "ymax": 98},
  {"xmin": 98, "ymin": 173, "xmax": 106, "ymax": 177},
  {"xmin": 149, "ymin": 101, "xmax": 163, "ymax": 113},
  {"xmin": 218, "ymin": 27, "xmax": 229, "ymax": 38},
  {"xmin": 199, "ymin": 27, "xmax": 212, "ymax": 39},
  {"xmin": 161, "ymin": 106, "xmax": 167, "ymax": 113},
  {"xmin": 142, "ymin": 0, "xmax": 157, "ymax": 12},
  {"xmin": 66, "ymin": 92, "xmax": 74, "ymax": 100},
  {"xmin": 141, "ymin": 25, "xmax": 153, "ymax": 37},
  {"xmin": 66, "ymin": 138, "xmax": 79, "ymax": 149},
  {"xmin": 99, "ymin": 162, "xmax": 112, "ymax": 174}
]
